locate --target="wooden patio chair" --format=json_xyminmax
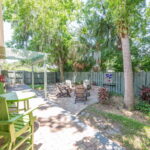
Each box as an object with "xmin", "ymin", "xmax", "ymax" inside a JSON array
[
  {"xmin": 65, "ymin": 80, "xmax": 73, "ymax": 92},
  {"xmin": 0, "ymin": 97, "xmax": 36, "ymax": 150},
  {"xmin": 56, "ymin": 84, "xmax": 71, "ymax": 97},
  {"xmin": 75, "ymin": 85, "xmax": 87, "ymax": 104}
]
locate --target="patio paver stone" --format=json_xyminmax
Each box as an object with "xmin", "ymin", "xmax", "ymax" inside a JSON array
[{"xmin": 8, "ymin": 85, "xmax": 125, "ymax": 150}]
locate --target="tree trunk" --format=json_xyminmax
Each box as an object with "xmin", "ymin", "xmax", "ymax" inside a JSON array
[
  {"xmin": 58, "ymin": 56, "xmax": 64, "ymax": 82},
  {"xmin": 121, "ymin": 34, "xmax": 134, "ymax": 110}
]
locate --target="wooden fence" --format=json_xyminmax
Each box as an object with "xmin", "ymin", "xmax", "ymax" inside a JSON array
[
  {"xmin": 63, "ymin": 72, "xmax": 150, "ymax": 96},
  {"xmin": 4, "ymin": 71, "xmax": 150, "ymax": 96},
  {"xmin": 3, "ymin": 71, "xmax": 57, "ymax": 85}
]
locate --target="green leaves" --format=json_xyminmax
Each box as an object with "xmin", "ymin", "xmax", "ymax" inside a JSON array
[
  {"xmin": 3, "ymin": 0, "xmax": 79, "ymax": 57},
  {"xmin": 106, "ymin": 0, "xmax": 145, "ymax": 35},
  {"xmin": 2, "ymin": 0, "xmax": 149, "ymax": 72}
]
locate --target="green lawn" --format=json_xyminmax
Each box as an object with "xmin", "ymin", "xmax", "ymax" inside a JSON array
[
  {"xmin": 29, "ymin": 84, "xmax": 44, "ymax": 90},
  {"xmin": 85, "ymin": 105, "xmax": 150, "ymax": 150},
  {"xmin": 0, "ymin": 82, "xmax": 5, "ymax": 94}
]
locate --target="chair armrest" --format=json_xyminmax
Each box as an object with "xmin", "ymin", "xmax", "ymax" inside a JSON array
[
  {"xmin": 21, "ymin": 107, "xmax": 37, "ymax": 116},
  {"xmin": 0, "ymin": 107, "xmax": 38, "ymax": 125},
  {"xmin": 0, "ymin": 114, "xmax": 23, "ymax": 125}
]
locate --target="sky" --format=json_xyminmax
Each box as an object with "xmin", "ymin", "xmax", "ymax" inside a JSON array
[
  {"xmin": 4, "ymin": 22, "xmax": 13, "ymax": 43},
  {"xmin": 3, "ymin": 0, "xmax": 150, "ymax": 44}
]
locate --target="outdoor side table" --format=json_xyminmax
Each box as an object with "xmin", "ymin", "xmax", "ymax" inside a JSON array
[{"xmin": 0, "ymin": 91, "xmax": 36, "ymax": 112}]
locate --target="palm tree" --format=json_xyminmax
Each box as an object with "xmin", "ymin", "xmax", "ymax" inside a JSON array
[{"xmin": 120, "ymin": 32, "xmax": 134, "ymax": 109}]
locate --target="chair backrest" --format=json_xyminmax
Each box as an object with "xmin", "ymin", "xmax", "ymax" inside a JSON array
[
  {"xmin": 57, "ymin": 84, "xmax": 63, "ymax": 92},
  {"xmin": 57, "ymin": 84, "xmax": 67, "ymax": 93},
  {"xmin": 83, "ymin": 79, "xmax": 90, "ymax": 89},
  {"xmin": 75, "ymin": 85, "xmax": 86, "ymax": 97},
  {"xmin": 0, "ymin": 97, "xmax": 10, "ymax": 132},
  {"xmin": 65, "ymin": 80, "xmax": 72, "ymax": 88},
  {"xmin": 0, "ymin": 97, "xmax": 9, "ymax": 120}
]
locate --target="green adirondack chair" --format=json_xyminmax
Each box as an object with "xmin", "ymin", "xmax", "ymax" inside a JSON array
[{"xmin": 0, "ymin": 96, "xmax": 36, "ymax": 150}]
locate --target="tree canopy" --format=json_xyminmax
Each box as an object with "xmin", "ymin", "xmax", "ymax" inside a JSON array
[{"xmin": 3, "ymin": 0, "xmax": 150, "ymax": 73}]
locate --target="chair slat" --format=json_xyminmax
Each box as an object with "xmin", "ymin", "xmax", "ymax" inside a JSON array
[{"xmin": 0, "ymin": 96, "xmax": 36, "ymax": 150}]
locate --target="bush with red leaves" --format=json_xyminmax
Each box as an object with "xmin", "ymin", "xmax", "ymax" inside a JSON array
[
  {"xmin": 140, "ymin": 86, "xmax": 150, "ymax": 104},
  {"xmin": 98, "ymin": 87, "xmax": 109, "ymax": 104},
  {"xmin": 0, "ymin": 75, "xmax": 5, "ymax": 83}
]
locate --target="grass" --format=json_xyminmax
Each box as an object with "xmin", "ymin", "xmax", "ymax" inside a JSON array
[
  {"xmin": 109, "ymin": 91, "xmax": 123, "ymax": 97},
  {"xmin": 29, "ymin": 84, "xmax": 44, "ymax": 90},
  {"xmin": 85, "ymin": 105, "xmax": 150, "ymax": 150},
  {"xmin": 135, "ymin": 101, "xmax": 150, "ymax": 116},
  {"xmin": 0, "ymin": 82, "xmax": 5, "ymax": 94}
]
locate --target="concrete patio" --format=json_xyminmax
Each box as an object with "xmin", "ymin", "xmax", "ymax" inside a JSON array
[
  {"xmin": 38, "ymin": 84, "xmax": 99, "ymax": 115},
  {"xmin": 7, "ymin": 84, "xmax": 125, "ymax": 150}
]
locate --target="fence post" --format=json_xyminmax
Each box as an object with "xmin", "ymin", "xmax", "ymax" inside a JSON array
[
  {"xmin": 44, "ymin": 55, "xmax": 47, "ymax": 98},
  {"xmin": 22, "ymin": 71, "xmax": 25, "ymax": 84},
  {"xmin": 13, "ymin": 71, "xmax": 16, "ymax": 85},
  {"xmin": 32, "ymin": 65, "xmax": 34, "ymax": 89}
]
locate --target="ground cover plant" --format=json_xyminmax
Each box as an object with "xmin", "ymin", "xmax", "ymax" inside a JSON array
[{"xmin": 135, "ymin": 101, "xmax": 150, "ymax": 115}]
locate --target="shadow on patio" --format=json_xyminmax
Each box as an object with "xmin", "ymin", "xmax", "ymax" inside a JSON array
[{"xmin": 36, "ymin": 103, "xmax": 85, "ymax": 133}]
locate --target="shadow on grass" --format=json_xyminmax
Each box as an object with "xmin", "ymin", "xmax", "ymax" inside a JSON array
[{"xmin": 85, "ymin": 106, "xmax": 150, "ymax": 150}]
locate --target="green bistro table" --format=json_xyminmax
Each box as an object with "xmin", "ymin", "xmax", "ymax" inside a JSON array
[{"xmin": 0, "ymin": 91, "xmax": 36, "ymax": 112}]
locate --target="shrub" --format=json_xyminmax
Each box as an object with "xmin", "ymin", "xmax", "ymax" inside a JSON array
[
  {"xmin": 0, "ymin": 75, "xmax": 5, "ymax": 82},
  {"xmin": 109, "ymin": 91, "xmax": 123, "ymax": 97},
  {"xmin": 135, "ymin": 101, "xmax": 150, "ymax": 114},
  {"xmin": 98, "ymin": 87, "xmax": 109, "ymax": 104},
  {"xmin": 140, "ymin": 86, "xmax": 150, "ymax": 104}
]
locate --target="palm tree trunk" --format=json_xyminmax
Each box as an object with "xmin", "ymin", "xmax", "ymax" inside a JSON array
[{"xmin": 121, "ymin": 34, "xmax": 134, "ymax": 110}]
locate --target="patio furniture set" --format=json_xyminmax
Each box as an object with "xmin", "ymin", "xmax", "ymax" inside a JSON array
[
  {"xmin": 0, "ymin": 79, "xmax": 91, "ymax": 149},
  {"xmin": 56, "ymin": 80, "xmax": 91, "ymax": 104},
  {"xmin": 0, "ymin": 91, "xmax": 37, "ymax": 150}
]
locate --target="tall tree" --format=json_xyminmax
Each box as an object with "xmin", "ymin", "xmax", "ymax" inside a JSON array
[
  {"xmin": 106, "ymin": 0, "xmax": 145, "ymax": 109},
  {"xmin": 3, "ymin": 0, "xmax": 80, "ymax": 81},
  {"xmin": 77, "ymin": 0, "xmax": 124, "ymax": 71}
]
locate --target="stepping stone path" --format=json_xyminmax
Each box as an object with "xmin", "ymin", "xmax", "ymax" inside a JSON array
[{"xmin": 33, "ymin": 102, "xmax": 125, "ymax": 150}]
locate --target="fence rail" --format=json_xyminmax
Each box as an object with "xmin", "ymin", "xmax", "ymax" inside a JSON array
[{"xmin": 3, "ymin": 71, "xmax": 150, "ymax": 96}]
